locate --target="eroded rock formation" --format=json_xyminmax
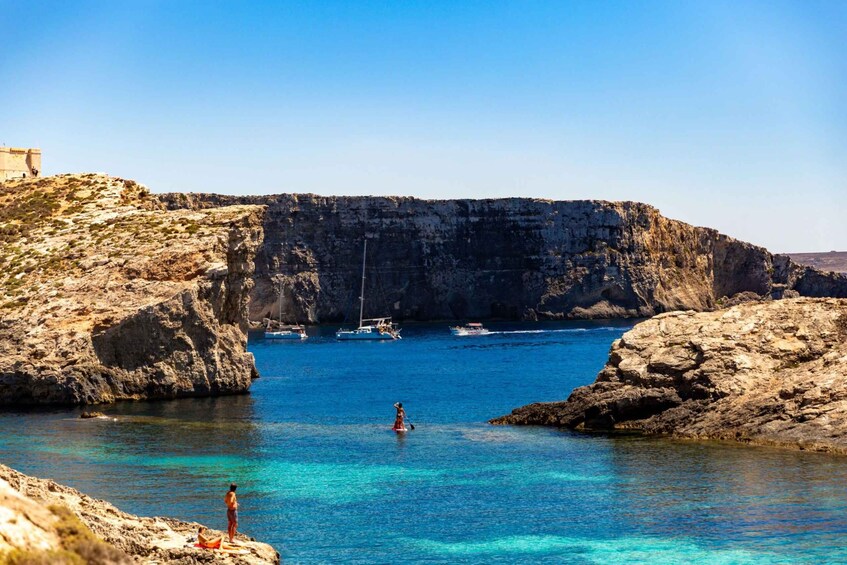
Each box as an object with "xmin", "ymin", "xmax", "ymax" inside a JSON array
[
  {"xmin": 492, "ymin": 298, "xmax": 847, "ymax": 453},
  {"xmin": 3, "ymin": 173, "xmax": 845, "ymax": 406},
  {"xmin": 0, "ymin": 463, "xmax": 279, "ymax": 564},
  {"xmin": 160, "ymin": 193, "xmax": 847, "ymax": 324},
  {"xmin": 0, "ymin": 174, "xmax": 264, "ymax": 406}
]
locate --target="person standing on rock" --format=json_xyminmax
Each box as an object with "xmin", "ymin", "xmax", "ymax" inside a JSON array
[{"xmin": 224, "ymin": 483, "xmax": 238, "ymax": 543}]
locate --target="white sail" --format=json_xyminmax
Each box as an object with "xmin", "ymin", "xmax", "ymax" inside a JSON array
[
  {"xmin": 336, "ymin": 241, "xmax": 401, "ymax": 341},
  {"xmin": 265, "ymin": 280, "xmax": 307, "ymax": 340}
]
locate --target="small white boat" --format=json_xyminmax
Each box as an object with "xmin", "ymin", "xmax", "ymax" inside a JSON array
[
  {"xmin": 265, "ymin": 283, "xmax": 307, "ymax": 340},
  {"xmin": 449, "ymin": 322, "xmax": 491, "ymax": 336},
  {"xmin": 336, "ymin": 240, "xmax": 401, "ymax": 341},
  {"xmin": 265, "ymin": 324, "xmax": 307, "ymax": 340}
]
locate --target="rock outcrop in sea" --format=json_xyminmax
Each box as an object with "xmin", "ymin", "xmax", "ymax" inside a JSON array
[
  {"xmin": 492, "ymin": 298, "xmax": 847, "ymax": 453},
  {"xmin": 160, "ymin": 193, "xmax": 847, "ymax": 324},
  {"xmin": 0, "ymin": 463, "xmax": 279, "ymax": 564},
  {"xmin": 0, "ymin": 174, "xmax": 264, "ymax": 406}
]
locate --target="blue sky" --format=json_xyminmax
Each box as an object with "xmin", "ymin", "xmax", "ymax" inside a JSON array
[{"xmin": 2, "ymin": 1, "xmax": 844, "ymax": 252}]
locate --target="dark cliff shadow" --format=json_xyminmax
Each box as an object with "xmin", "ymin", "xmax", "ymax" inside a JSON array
[{"xmin": 92, "ymin": 293, "xmax": 211, "ymax": 373}]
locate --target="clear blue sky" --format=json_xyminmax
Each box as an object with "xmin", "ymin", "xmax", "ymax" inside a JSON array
[{"xmin": 2, "ymin": 1, "xmax": 844, "ymax": 252}]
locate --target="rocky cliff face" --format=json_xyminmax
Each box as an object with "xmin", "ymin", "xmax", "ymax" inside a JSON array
[
  {"xmin": 492, "ymin": 298, "xmax": 847, "ymax": 453},
  {"xmin": 0, "ymin": 463, "xmax": 279, "ymax": 564},
  {"xmin": 0, "ymin": 174, "xmax": 264, "ymax": 406},
  {"xmin": 161, "ymin": 193, "xmax": 847, "ymax": 324}
]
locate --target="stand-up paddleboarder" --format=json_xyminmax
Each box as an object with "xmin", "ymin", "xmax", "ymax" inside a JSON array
[{"xmin": 393, "ymin": 402, "xmax": 406, "ymax": 432}]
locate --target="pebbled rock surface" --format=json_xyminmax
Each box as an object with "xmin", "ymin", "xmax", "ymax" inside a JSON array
[
  {"xmin": 160, "ymin": 193, "xmax": 847, "ymax": 324},
  {"xmin": 0, "ymin": 463, "xmax": 279, "ymax": 564},
  {"xmin": 492, "ymin": 298, "xmax": 847, "ymax": 453},
  {"xmin": 0, "ymin": 174, "xmax": 264, "ymax": 406}
]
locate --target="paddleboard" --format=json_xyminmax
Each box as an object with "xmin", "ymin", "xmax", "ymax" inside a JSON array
[{"xmin": 393, "ymin": 427, "xmax": 407, "ymax": 433}]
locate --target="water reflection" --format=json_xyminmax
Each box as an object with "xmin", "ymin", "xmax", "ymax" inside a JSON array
[
  {"xmin": 603, "ymin": 435, "xmax": 847, "ymax": 550},
  {"xmin": 4, "ymin": 320, "xmax": 847, "ymax": 562}
]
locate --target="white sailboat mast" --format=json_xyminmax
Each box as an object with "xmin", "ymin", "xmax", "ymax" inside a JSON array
[
  {"xmin": 358, "ymin": 240, "xmax": 367, "ymax": 327},
  {"xmin": 278, "ymin": 282, "xmax": 284, "ymax": 326}
]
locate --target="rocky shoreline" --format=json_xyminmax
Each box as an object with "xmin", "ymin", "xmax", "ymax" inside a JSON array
[
  {"xmin": 0, "ymin": 174, "xmax": 265, "ymax": 406},
  {"xmin": 3, "ymin": 173, "xmax": 846, "ymax": 408},
  {"xmin": 492, "ymin": 298, "xmax": 847, "ymax": 454},
  {"xmin": 0, "ymin": 463, "xmax": 279, "ymax": 564}
]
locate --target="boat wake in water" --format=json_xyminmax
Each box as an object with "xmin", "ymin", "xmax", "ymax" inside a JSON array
[
  {"xmin": 20, "ymin": 321, "xmax": 846, "ymax": 563},
  {"xmin": 487, "ymin": 326, "xmax": 624, "ymax": 335}
]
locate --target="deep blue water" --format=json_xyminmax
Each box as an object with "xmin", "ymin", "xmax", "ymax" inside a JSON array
[{"xmin": 2, "ymin": 320, "xmax": 847, "ymax": 563}]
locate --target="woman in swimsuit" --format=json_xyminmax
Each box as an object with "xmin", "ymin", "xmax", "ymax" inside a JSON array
[
  {"xmin": 197, "ymin": 526, "xmax": 223, "ymax": 549},
  {"xmin": 393, "ymin": 402, "xmax": 406, "ymax": 430}
]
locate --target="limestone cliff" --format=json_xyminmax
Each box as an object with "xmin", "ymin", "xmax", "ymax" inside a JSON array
[
  {"xmin": 492, "ymin": 298, "xmax": 847, "ymax": 453},
  {"xmin": 0, "ymin": 463, "xmax": 279, "ymax": 564},
  {"xmin": 0, "ymin": 174, "xmax": 264, "ymax": 406},
  {"xmin": 160, "ymin": 193, "xmax": 847, "ymax": 324}
]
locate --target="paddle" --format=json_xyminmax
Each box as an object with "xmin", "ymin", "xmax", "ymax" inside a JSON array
[{"xmin": 394, "ymin": 402, "xmax": 414, "ymax": 431}]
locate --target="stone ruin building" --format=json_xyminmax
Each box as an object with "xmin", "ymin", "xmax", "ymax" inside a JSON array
[{"xmin": 0, "ymin": 147, "xmax": 41, "ymax": 181}]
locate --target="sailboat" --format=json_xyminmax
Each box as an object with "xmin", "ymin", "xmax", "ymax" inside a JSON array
[
  {"xmin": 264, "ymin": 283, "xmax": 307, "ymax": 340},
  {"xmin": 336, "ymin": 240, "xmax": 401, "ymax": 341}
]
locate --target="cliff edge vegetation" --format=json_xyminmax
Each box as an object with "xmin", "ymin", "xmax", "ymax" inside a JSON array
[
  {"xmin": 0, "ymin": 174, "xmax": 264, "ymax": 406},
  {"xmin": 492, "ymin": 298, "xmax": 847, "ymax": 454}
]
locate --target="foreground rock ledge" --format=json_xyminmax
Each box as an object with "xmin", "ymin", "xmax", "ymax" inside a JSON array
[
  {"xmin": 0, "ymin": 463, "xmax": 279, "ymax": 564},
  {"xmin": 491, "ymin": 298, "xmax": 847, "ymax": 453},
  {"xmin": 0, "ymin": 174, "xmax": 265, "ymax": 405}
]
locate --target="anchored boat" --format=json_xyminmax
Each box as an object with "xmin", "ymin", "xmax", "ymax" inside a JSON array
[
  {"xmin": 265, "ymin": 283, "xmax": 307, "ymax": 340},
  {"xmin": 336, "ymin": 317, "xmax": 400, "ymax": 340},
  {"xmin": 265, "ymin": 324, "xmax": 307, "ymax": 340},
  {"xmin": 336, "ymin": 240, "xmax": 401, "ymax": 341},
  {"xmin": 449, "ymin": 322, "xmax": 491, "ymax": 336}
]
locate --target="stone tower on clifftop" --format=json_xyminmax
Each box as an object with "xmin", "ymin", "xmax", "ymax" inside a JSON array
[{"xmin": 0, "ymin": 147, "xmax": 41, "ymax": 181}]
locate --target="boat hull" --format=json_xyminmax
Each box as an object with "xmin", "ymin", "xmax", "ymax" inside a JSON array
[
  {"xmin": 336, "ymin": 330, "xmax": 399, "ymax": 341},
  {"xmin": 450, "ymin": 328, "xmax": 491, "ymax": 336},
  {"xmin": 265, "ymin": 331, "xmax": 307, "ymax": 340}
]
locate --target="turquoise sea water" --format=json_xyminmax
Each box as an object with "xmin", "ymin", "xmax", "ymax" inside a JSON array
[{"xmin": 2, "ymin": 321, "xmax": 847, "ymax": 563}]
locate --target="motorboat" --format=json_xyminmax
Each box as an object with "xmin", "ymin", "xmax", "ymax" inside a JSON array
[{"xmin": 449, "ymin": 322, "xmax": 491, "ymax": 336}]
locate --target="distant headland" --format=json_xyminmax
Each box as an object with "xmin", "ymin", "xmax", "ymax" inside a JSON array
[{"xmin": 788, "ymin": 251, "xmax": 847, "ymax": 274}]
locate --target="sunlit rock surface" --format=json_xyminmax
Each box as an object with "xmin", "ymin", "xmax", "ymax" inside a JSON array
[
  {"xmin": 0, "ymin": 463, "xmax": 279, "ymax": 564},
  {"xmin": 493, "ymin": 298, "xmax": 847, "ymax": 453},
  {"xmin": 0, "ymin": 174, "xmax": 264, "ymax": 406},
  {"xmin": 161, "ymin": 193, "xmax": 847, "ymax": 324}
]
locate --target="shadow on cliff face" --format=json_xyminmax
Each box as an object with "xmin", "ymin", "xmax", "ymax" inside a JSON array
[
  {"xmin": 91, "ymin": 285, "xmax": 254, "ymax": 400},
  {"xmin": 792, "ymin": 267, "xmax": 847, "ymax": 298},
  {"xmin": 93, "ymin": 297, "xmax": 208, "ymax": 372},
  {"xmin": 159, "ymin": 192, "xmax": 847, "ymax": 323},
  {"xmin": 447, "ymin": 292, "xmax": 469, "ymax": 319}
]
